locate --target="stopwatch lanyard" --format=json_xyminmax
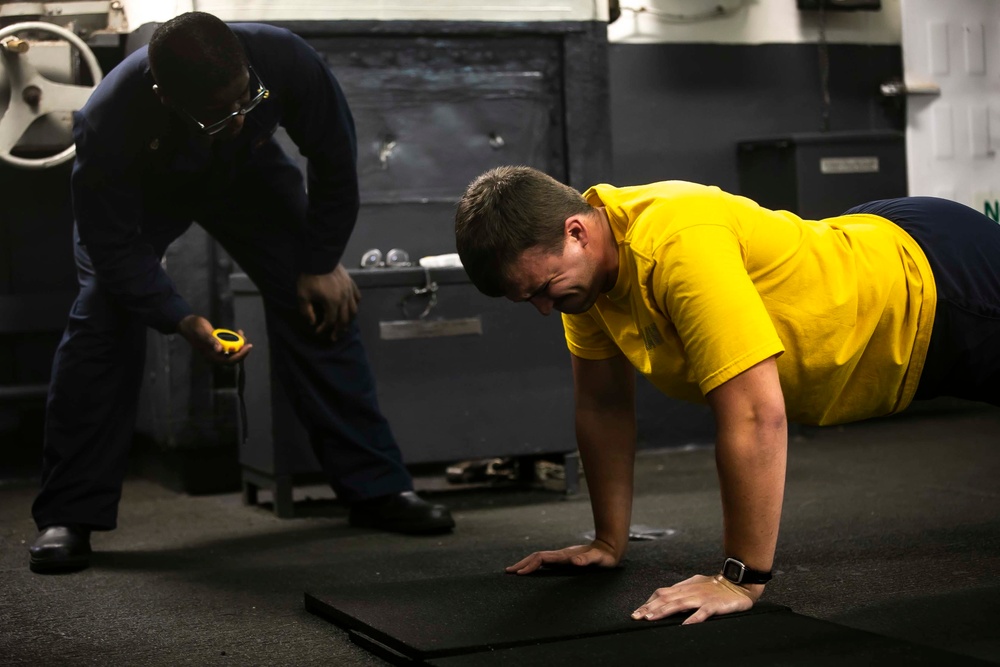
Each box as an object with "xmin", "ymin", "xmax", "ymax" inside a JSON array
[{"xmin": 237, "ymin": 359, "xmax": 248, "ymax": 443}]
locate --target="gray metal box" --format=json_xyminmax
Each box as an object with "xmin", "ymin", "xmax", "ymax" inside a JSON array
[
  {"xmin": 233, "ymin": 267, "xmax": 577, "ymax": 514},
  {"xmin": 737, "ymin": 131, "xmax": 907, "ymax": 220}
]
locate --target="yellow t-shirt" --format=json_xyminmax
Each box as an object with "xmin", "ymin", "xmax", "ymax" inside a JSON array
[{"xmin": 562, "ymin": 182, "xmax": 936, "ymax": 426}]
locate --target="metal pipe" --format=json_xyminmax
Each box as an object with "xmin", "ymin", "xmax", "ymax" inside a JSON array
[{"xmin": 0, "ymin": 384, "xmax": 49, "ymax": 400}]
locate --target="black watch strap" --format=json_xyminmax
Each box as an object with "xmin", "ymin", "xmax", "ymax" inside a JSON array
[{"xmin": 722, "ymin": 557, "xmax": 772, "ymax": 585}]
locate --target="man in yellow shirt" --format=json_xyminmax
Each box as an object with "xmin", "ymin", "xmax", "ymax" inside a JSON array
[{"xmin": 453, "ymin": 165, "xmax": 1000, "ymax": 625}]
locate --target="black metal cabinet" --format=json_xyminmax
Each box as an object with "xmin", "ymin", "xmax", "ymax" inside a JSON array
[{"xmin": 234, "ymin": 268, "xmax": 578, "ymax": 516}]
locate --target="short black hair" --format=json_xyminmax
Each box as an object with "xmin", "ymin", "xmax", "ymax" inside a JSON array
[
  {"xmin": 148, "ymin": 11, "xmax": 247, "ymax": 101},
  {"xmin": 454, "ymin": 166, "xmax": 592, "ymax": 297}
]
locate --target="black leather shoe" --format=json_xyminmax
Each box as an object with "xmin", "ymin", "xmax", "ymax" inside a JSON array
[
  {"xmin": 29, "ymin": 525, "xmax": 92, "ymax": 574},
  {"xmin": 349, "ymin": 491, "xmax": 455, "ymax": 534}
]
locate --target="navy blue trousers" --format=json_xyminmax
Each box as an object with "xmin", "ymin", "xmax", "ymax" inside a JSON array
[
  {"xmin": 33, "ymin": 146, "xmax": 412, "ymax": 531},
  {"xmin": 844, "ymin": 197, "xmax": 1000, "ymax": 407}
]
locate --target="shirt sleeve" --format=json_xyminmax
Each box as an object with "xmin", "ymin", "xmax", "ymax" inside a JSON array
[
  {"xmin": 71, "ymin": 114, "xmax": 193, "ymax": 334},
  {"xmin": 279, "ymin": 32, "xmax": 360, "ymax": 275},
  {"xmin": 561, "ymin": 311, "xmax": 620, "ymax": 360},
  {"xmin": 652, "ymin": 224, "xmax": 784, "ymax": 394}
]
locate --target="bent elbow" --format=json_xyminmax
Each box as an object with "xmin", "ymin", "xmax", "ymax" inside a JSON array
[{"xmin": 759, "ymin": 402, "xmax": 788, "ymax": 434}]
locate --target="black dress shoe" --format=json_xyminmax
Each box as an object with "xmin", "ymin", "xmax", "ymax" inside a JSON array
[
  {"xmin": 29, "ymin": 525, "xmax": 92, "ymax": 574},
  {"xmin": 349, "ymin": 491, "xmax": 455, "ymax": 534}
]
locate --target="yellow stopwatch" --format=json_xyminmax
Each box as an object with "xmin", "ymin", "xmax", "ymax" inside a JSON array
[{"xmin": 212, "ymin": 328, "xmax": 245, "ymax": 355}]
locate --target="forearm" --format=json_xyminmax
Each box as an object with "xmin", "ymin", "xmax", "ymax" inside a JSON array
[
  {"xmin": 629, "ymin": 356, "xmax": 785, "ymax": 624},
  {"xmin": 714, "ymin": 415, "xmax": 787, "ymax": 597},
  {"xmin": 576, "ymin": 405, "xmax": 636, "ymax": 557},
  {"xmin": 300, "ymin": 165, "xmax": 359, "ymax": 274},
  {"xmin": 702, "ymin": 356, "xmax": 788, "ymax": 599},
  {"xmin": 571, "ymin": 353, "xmax": 638, "ymax": 559}
]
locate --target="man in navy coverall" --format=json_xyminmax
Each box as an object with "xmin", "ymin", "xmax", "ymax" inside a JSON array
[{"xmin": 29, "ymin": 11, "xmax": 455, "ymax": 574}]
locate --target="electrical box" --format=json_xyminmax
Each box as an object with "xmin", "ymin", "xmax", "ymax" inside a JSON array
[
  {"xmin": 736, "ymin": 131, "xmax": 906, "ymax": 220},
  {"xmin": 796, "ymin": 0, "xmax": 881, "ymax": 10}
]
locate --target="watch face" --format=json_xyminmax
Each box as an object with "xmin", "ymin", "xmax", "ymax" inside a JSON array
[{"xmin": 723, "ymin": 558, "xmax": 745, "ymax": 583}]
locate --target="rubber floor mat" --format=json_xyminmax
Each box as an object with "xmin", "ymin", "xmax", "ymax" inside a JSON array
[
  {"xmin": 421, "ymin": 610, "xmax": 992, "ymax": 666},
  {"xmin": 305, "ymin": 569, "xmax": 785, "ymax": 661}
]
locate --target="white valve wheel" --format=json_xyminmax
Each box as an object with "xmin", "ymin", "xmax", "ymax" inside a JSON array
[{"xmin": 0, "ymin": 21, "xmax": 103, "ymax": 169}]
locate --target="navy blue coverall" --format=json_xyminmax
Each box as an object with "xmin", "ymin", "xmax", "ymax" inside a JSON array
[{"xmin": 32, "ymin": 23, "xmax": 413, "ymax": 531}]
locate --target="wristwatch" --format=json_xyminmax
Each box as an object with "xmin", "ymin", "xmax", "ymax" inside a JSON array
[{"xmin": 722, "ymin": 557, "xmax": 772, "ymax": 585}]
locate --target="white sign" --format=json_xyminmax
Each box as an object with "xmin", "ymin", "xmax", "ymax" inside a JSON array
[{"xmin": 820, "ymin": 156, "xmax": 880, "ymax": 175}]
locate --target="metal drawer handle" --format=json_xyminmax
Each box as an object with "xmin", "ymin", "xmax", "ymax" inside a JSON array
[{"xmin": 400, "ymin": 266, "xmax": 439, "ymax": 319}]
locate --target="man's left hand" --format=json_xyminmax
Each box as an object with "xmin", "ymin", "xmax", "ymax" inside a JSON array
[
  {"xmin": 296, "ymin": 264, "xmax": 361, "ymax": 341},
  {"xmin": 631, "ymin": 574, "xmax": 758, "ymax": 625}
]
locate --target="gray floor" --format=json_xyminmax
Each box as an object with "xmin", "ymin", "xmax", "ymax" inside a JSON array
[{"xmin": 1, "ymin": 401, "xmax": 999, "ymax": 665}]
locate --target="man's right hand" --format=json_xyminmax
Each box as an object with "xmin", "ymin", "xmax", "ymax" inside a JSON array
[
  {"xmin": 177, "ymin": 314, "xmax": 252, "ymax": 365},
  {"xmin": 505, "ymin": 539, "xmax": 621, "ymax": 575}
]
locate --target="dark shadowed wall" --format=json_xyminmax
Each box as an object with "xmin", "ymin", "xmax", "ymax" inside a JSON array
[{"xmin": 607, "ymin": 42, "xmax": 904, "ymax": 190}]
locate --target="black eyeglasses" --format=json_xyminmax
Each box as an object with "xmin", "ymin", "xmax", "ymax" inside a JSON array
[{"xmin": 181, "ymin": 65, "xmax": 269, "ymax": 135}]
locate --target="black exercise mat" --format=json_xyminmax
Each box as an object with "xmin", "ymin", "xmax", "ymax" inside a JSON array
[
  {"xmin": 305, "ymin": 568, "xmax": 786, "ymax": 661},
  {"xmin": 421, "ymin": 610, "xmax": 993, "ymax": 666}
]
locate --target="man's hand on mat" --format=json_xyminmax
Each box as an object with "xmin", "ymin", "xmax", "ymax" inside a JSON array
[
  {"xmin": 631, "ymin": 574, "xmax": 759, "ymax": 625},
  {"xmin": 178, "ymin": 315, "xmax": 252, "ymax": 365},
  {"xmin": 297, "ymin": 264, "xmax": 361, "ymax": 341},
  {"xmin": 505, "ymin": 540, "xmax": 620, "ymax": 574}
]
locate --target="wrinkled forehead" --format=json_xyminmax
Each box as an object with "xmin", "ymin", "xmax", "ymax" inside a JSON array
[{"xmin": 503, "ymin": 247, "xmax": 554, "ymax": 299}]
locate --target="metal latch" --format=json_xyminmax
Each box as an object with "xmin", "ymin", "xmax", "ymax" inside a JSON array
[
  {"xmin": 400, "ymin": 266, "xmax": 438, "ymax": 319},
  {"xmin": 880, "ymin": 78, "xmax": 941, "ymax": 97}
]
